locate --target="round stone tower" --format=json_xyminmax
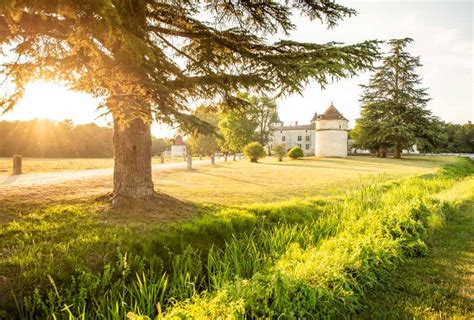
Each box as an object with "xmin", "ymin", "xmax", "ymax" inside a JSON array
[{"xmin": 315, "ymin": 103, "xmax": 349, "ymax": 157}]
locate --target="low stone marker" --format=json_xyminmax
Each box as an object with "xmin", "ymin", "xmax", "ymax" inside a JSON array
[
  {"xmin": 187, "ymin": 155, "xmax": 192, "ymax": 169},
  {"xmin": 160, "ymin": 153, "xmax": 165, "ymax": 164},
  {"xmin": 13, "ymin": 155, "xmax": 22, "ymax": 175},
  {"xmin": 211, "ymin": 155, "xmax": 215, "ymax": 164}
]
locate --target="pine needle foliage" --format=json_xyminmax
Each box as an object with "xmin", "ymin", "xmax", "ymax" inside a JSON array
[
  {"xmin": 357, "ymin": 38, "xmax": 434, "ymax": 157},
  {"xmin": 0, "ymin": 1, "xmax": 378, "ymax": 132}
]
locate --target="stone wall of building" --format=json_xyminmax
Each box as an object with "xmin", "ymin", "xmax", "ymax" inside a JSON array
[
  {"xmin": 171, "ymin": 145, "xmax": 186, "ymax": 157},
  {"xmin": 315, "ymin": 129, "xmax": 348, "ymax": 157},
  {"xmin": 271, "ymin": 125, "xmax": 315, "ymax": 156},
  {"xmin": 315, "ymin": 118, "xmax": 348, "ymax": 157}
]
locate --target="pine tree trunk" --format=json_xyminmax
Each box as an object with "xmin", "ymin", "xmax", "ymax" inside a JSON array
[{"xmin": 111, "ymin": 117, "xmax": 155, "ymax": 207}]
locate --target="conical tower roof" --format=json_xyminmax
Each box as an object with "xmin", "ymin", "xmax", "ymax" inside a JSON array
[
  {"xmin": 172, "ymin": 135, "xmax": 185, "ymax": 146},
  {"xmin": 318, "ymin": 103, "xmax": 347, "ymax": 120}
]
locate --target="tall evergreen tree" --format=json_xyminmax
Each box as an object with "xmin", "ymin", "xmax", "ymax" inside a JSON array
[
  {"xmin": 358, "ymin": 38, "xmax": 432, "ymax": 158},
  {"xmin": 0, "ymin": 1, "xmax": 378, "ymax": 205}
]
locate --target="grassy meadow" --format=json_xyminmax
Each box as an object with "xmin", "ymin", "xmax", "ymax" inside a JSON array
[
  {"xmin": 0, "ymin": 156, "xmax": 202, "ymax": 175},
  {"xmin": 0, "ymin": 156, "xmax": 472, "ymax": 318}
]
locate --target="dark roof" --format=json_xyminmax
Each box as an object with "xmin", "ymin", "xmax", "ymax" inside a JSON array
[
  {"xmin": 311, "ymin": 112, "xmax": 318, "ymax": 122},
  {"xmin": 317, "ymin": 104, "xmax": 347, "ymax": 121},
  {"xmin": 172, "ymin": 135, "xmax": 185, "ymax": 145},
  {"xmin": 278, "ymin": 123, "xmax": 315, "ymax": 131}
]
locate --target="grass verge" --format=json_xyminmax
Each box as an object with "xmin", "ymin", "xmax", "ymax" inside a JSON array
[
  {"xmin": 0, "ymin": 157, "xmax": 472, "ymax": 318},
  {"xmin": 356, "ymin": 192, "xmax": 473, "ymax": 319}
]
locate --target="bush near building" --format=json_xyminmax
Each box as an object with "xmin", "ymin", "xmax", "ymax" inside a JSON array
[
  {"xmin": 243, "ymin": 142, "xmax": 266, "ymax": 163},
  {"xmin": 272, "ymin": 144, "xmax": 287, "ymax": 161},
  {"xmin": 288, "ymin": 146, "xmax": 304, "ymax": 159}
]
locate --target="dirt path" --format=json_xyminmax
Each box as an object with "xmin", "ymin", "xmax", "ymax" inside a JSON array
[{"xmin": 0, "ymin": 158, "xmax": 235, "ymax": 188}]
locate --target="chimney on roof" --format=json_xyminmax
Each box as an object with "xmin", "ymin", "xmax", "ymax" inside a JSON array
[{"xmin": 295, "ymin": 121, "xmax": 298, "ymax": 126}]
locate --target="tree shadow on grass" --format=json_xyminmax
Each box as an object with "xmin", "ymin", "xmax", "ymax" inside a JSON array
[
  {"xmin": 101, "ymin": 190, "xmax": 200, "ymax": 226},
  {"xmin": 257, "ymin": 161, "xmax": 378, "ymax": 173},
  {"xmin": 0, "ymin": 189, "xmax": 208, "ymax": 315},
  {"xmin": 193, "ymin": 170, "xmax": 269, "ymax": 187},
  {"xmin": 354, "ymin": 200, "xmax": 474, "ymax": 319}
]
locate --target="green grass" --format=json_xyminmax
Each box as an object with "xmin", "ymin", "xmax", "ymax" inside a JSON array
[
  {"xmin": 0, "ymin": 157, "xmax": 472, "ymax": 318},
  {"xmin": 357, "ymin": 191, "xmax": 474, "ymax": 319}
]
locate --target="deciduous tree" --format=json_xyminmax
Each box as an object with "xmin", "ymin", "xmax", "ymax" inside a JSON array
[{"xmin": 187, "ymin": 107, "xmax": 220, "ymax": 156}]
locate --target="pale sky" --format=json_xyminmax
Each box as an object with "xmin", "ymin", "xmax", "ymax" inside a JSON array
[{"xmin": 1, "ymin": 0, "xmax": 472, "ymax": 137}]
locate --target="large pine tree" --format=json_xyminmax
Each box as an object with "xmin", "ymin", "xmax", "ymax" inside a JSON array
[
  {"xmin": 358, "ymin": 38, "xmax": 432, "ymax": 158},
  {"xmin": 0, "ymin": 1, "xmax": 378, "ymax": 205}
]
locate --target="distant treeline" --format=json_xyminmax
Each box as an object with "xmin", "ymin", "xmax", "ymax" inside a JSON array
[
  {"xmin": 0, "ymin": 119, "xmax": 170, "ymax": 158},
  {"xmin": 417, "ymin": 122, "xmax": 474, "ymax": 153}
]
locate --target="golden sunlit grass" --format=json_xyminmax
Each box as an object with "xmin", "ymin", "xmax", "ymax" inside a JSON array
[
  {"xmin": 0, "ymin": 156, "xmax": 205, "ymax": 175},
  {"xmin": 0, "ymin": 157, "xmax": 114, "ymax": 175},
  {"xmin": 153, "ymin": 156, "xmax": 457, "ymax": 205},
  {"xmin": 0, "ymin": 156, "xmax": 456, "ymax": 226}
]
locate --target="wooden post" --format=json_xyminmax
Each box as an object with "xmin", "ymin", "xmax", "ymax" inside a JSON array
[
  {"xmin": 13, "ymin": 155, "xmax": 22, "ymax": 175},
  {"xmin": 160, "ymin": 153, "xmax": 165, "ymax": 164},
  {"xmin": 187, "ymin": 155, "xmax": 192, "ymax": 169},
  {"xmin": 224, "ymin": 154, "xmax": 227, "ymax": 162},
  {"xmin": 233, "ymin": 153, "xmax": 236, "ymax": 161},
  {"xmin": 211, "ymin": 155, "xmax": 215, "ymax": 164}
]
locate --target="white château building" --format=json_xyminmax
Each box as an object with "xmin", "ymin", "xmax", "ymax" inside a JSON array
[{"xmin": 270, "ymin": 103, "xmax": 349, "ymax": 157}]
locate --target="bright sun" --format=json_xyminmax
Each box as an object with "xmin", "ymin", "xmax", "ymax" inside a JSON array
[
  {"xmin": 3, "ymin": 81, "xmax": 102, "ymax": 124},
  {"xmin": 2, "ymin": 81, "xmax": 175, "ymax": 137}
]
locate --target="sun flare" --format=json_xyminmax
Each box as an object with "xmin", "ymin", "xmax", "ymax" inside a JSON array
[{"xmin": 3, "ymin": 81, "xmax": 102, "ymax": 124}]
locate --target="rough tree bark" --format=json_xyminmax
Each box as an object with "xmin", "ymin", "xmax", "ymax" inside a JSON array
[{"xmin": 111, "ymin": 116, "xmax": 155, "ymax": 207}]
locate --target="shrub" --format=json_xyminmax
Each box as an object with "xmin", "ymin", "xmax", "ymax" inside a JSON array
[
  {"xmin": 243, "ymin": 142, "xmax": 266, "ymax": 163},
  {"xmin": 272, "ymin": 144, "xmax": 287, "ymax": 161},
  {"xmin": 287, "ymin": 146, "xmax": 304, "ymax": 159}
]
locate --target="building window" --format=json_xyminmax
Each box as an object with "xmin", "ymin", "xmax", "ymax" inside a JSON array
[
  {"xmin": 298, "ymin": 144, "xmax": 302, "ymax": 148},
  {"xmin": 305, "ymin": 144, "xmax": 310, "ymax": 150},
  {"xmin": 282, "ymin": 136, "xmax": 286, "ymax": 142},
  {"xmin": 305, "ymin": 136, "xmax": 310, "ymax": 141},
  {"xmin": 297, "ymin": 136, "xmax": 302, "ymax": 141}
]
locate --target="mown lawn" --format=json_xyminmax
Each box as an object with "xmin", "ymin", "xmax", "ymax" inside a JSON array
[
  {"xmin": 153, "ymin": 156, "xmax": 456, "ymax": 204},
  {"xmin": 0, "ymin": 156, "xmax": 203, "ymax": 175},
  {"xmin": 0, "ymin": 156, "xmax": 472, "ymax": 318}
]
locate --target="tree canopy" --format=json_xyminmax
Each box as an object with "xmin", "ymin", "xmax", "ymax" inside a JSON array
[
  {"xmin": 356, "ymin": 38, "xmax": 434, "ymax": 158},
  {"xmin": 186, "ymin": 106, "xmax": 220, "ymax": 156},
  {"xmin": 0, "ymin": 1, "xmax": 378, "ymax": 130}
]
